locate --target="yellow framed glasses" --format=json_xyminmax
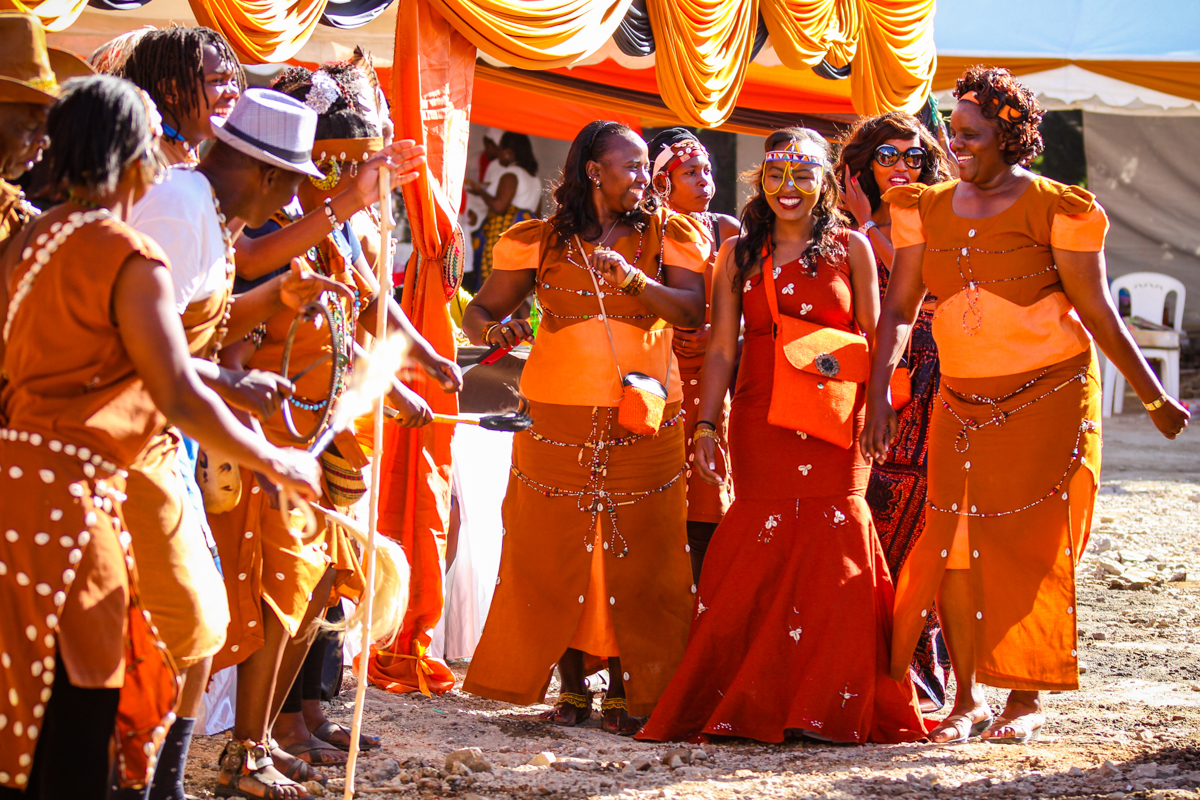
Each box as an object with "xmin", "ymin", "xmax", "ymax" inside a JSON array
[{"xmin": 762, "ymin": 146, "xmax": 825, "ymax": 196}]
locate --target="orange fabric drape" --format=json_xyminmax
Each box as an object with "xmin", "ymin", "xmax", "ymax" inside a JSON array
[
  {"xmin": 646, "ymin": 0, "xmax": 759, "ymax": 127},
  {"xmin": 428, "ymin": 0, "xmax": 631, "ymax": 69},
  {"xmin": 759, "ymin": 0, "xmax": 935, "ymax": 115},
  {"xmin": 364, "ymin": 0, "xmax": 470, "ymax": 696},
  {"xmin": 188, "ymin": 0, "xmax": 328, "ymax": 63},
  {"xmin": 0, "ymin": 0, "xmax": 87, "ymax": 32},
  {"xmin": 472, "ymin": 72, "xmax": 643, "ymax": 140}
]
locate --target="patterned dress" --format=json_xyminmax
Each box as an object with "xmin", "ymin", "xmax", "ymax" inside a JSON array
[
  {"xmin": 864, "ymin": 258, "xmax": 950, "ymax": 708},
  {"xmin": 638, "ymin": 230, "xmax": 928, "ymax": 744}
]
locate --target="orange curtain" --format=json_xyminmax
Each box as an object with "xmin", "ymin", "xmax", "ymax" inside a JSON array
[
  {"xmin": 188, "ymin": 0, "xmax": 328, "ymax": 63},
  {"xmin": 0, "ymin": 0, "xmax": 87, "ymax": 32},
  {"xmin": 759, "ymin": 0, "xmax": 934, "ymax": 115},
  {"xmin": 427, "ymin": 0, "xmax": 631, "ymax": 69},
  {"xmin": 365, "ymin": 0, "xmax": 470, "ymax": 697}
]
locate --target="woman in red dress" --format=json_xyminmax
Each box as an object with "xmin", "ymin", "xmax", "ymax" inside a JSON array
[{"xmin": 638, "ymin": 128, "xmax": 928, "ymax": 744}]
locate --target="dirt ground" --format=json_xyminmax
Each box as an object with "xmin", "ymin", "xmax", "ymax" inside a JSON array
[{"xmin": 185, "ymin": 411, "xmax": 1200, "ymax": 800}]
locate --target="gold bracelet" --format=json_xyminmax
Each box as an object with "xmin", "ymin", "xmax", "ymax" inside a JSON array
[
  {"xmin": 1144, "ymin": 394, "xmax": 1169, "ymax": 412},
  {"xmin": 482, "ymin": 321, "xmax": 502, "ymax": 344},
  {"xmin": 694, "ymin": 427, "xmax": 720, "ymax": 443},
  {"xmin": 617, "ymin": 268, "xmax": 638, "ymax": 290},
  {"xmin": 624, "ymin": 271, "xmax": 649, "ymax": 296}
]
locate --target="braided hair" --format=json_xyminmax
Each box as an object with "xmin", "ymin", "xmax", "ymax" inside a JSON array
[
  {"xmin": 548, "ymin": 120, "xmax": 646, "ymax": 248},
  {"xmin": 120, "ymin": 26, "xmax": 245, "ymax": 136},
  {"xmin": 733, "ymin": 127, "xmax": 846, "ymax": 290}
]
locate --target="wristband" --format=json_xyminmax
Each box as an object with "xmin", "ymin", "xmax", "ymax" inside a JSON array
[
  {"xmin": 694, "ymin": 428, "xmax": 720, "ymax": 443},
  {"xmin": 860, "ymin": 220, "xmax": 878, "ymax": 235},
  {"xmin": 695, "ymin": 420, "xmax": 717, "ymax": 430},
  {"xmin": 482, "ymin": 321, "xmax": 503, "ymax": 344},
  {"xmin": 1144, "ymin": 394, "xmax": 1169, "ymax": 412},
  {"xmin": 323, "ymin": 197, "xmax": 341, "ymax": 230}
]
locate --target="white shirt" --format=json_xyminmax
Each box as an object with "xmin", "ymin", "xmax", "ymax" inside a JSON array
[
  {"xmin": 491, "ymin": 163, "xmax": 541, "ymax": 213},
  {"xmin": 129, "ymin": 166, "xmax": 230, "ymax": 313}
]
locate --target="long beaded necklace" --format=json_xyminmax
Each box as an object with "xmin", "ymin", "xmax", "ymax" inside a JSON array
[
  {"xmin": 4, "ymin": 208, "xmax": 113, "ymax": 342},
  {"xmin": 539, "ymin": 225, "xmax": 652, "ymax": 322},
  {"xmin": 510, "ymin": 407, "xmax": 684, "ymax": 558},
  {"xmin": 939, "ymin": 366, "xmax": 1089, "ymax": 453},
  {"xmin": 286, "ymin": 234, "xmax": 360, "ymax": 413},
  {"xmin": 926, "ymin": 242, "xmax": 1056, "ymax": 335}
]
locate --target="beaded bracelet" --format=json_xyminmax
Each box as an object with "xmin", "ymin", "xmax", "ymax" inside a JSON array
[
  {"xmin": 323, "ymin": 197, "xmax": 340, "ymax": 230},
  {"xmin": 622, "ymin": 270, "xmax": 649, "ymax": 296}
]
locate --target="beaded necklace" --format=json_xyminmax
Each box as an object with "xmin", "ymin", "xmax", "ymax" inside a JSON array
[
  {"xmin": 4, "ymin": 208, "xmax": 113, "ymax": 342},
  {"xmin": 206, "ymin": 185, "xmax": 237, "ymax": 362},
  {"xmin": 926, "ymin": 242, "xmax": 1056, "ymax": 334},
  {"xmin": 536, "ymin": 226, "xmax": 654, "ymax": 323}
]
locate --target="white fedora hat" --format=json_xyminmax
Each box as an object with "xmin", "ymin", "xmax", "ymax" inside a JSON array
[{"xmin": 211, "ymin": 88, "xmax": 324, "ymax": 178}]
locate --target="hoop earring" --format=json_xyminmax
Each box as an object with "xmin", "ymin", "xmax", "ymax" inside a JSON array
[{"xmin": 310, "ymin": 158, "xmax": 341, "ymax": 191}]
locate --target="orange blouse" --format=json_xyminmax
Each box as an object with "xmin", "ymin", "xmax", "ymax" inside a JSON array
[
  {"xmin": 886, "ymin": 178, "xmax": 1109, "ymax": 380},
  {"xmin": 493, "ymin": 210, "xmax": 708, "ymax": 407}
]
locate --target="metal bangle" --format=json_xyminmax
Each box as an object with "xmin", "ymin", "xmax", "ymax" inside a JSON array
[
  {"xmin": 693, "ymin": 428, "xmax": 720, "ymax": 443},
  {"xmin": 1144, "ymin": 394, "xmax": 1169, "ymax": 412},
  {"xmin": 695, "ymin": 420, "xmax": 717, "ymax": 430}
]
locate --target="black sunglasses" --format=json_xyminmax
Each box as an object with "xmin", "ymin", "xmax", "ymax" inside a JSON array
[{"xmin": 875, "ymin": 144, "xmax": 926, "ymax": 170}]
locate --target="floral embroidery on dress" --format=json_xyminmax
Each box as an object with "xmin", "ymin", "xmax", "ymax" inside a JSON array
[
  {"xmin": 782, "ymin": 283, "xmax": 795, "ymax": 295},
  {"xmin": 838, "ymin": 684, "xmax": 859, "ymax": 708},
  {"xmin": 829, "ymin": 507, "xmax": 846, "ymax": 526},
  {"xmin": 696, "ymin": 599, "xmax": 708, "ymax": 617},
  {"xmin": 757, "ymin": 513, "xmax": 781, "ymax": 544},
  {"xmin": 772, "ymin": 265, "xmax": 781, "ymax": 279},
  {"xmin": 743, "ymin": 280, "xmax": 753, "ymax": 293},
  {"xmin": 798, "ymin": 464, "xmax": 812, "ymax": 476},
  {"xmin": 789, "ymin": 626, "xmax": 803, "ymax": 643},
  {"xmin": 800, "ymin": 303, "xmax": 813, "ymax": 315}
]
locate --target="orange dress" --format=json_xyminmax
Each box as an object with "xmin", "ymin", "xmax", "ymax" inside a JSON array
[
  {"xmin": 638, "ymin": 232, "xmax": 928, "ymax": 744},
  {"xmin": 677, "ymin": 215, "xmax": 732, "ymax": 524},
  {"xmin": 886, "ymin": 178, "xmax": 1107, "ymax": 691},
  {"xmin": 0, "ymin": 207, "xmax": 178, "ymax": 790},
  {"xmin": 462, "ymin": 210, "xmax": 708, "ymax": 716},
  {"xmin": 208, "ymin": 231, "xmax": 365, "ymax": 671}
]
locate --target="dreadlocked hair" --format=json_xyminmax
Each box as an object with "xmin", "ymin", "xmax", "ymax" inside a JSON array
[
  {"xmin": 733, "ymin": 127, "xmax": 846, "ymax": 291},
  {"xmin": 120, "ymin": 26, "xmax": 245, "ymax": 135},
  {"xmin": 548, "ymin": 120, "xmax": 646, "ymax": 249},
  {"xmin": 45, "ymin": 76, "xmax": 155, "ymax": 196},
  {"xmin": 274, "ymin": 64, "xmax": 381, "ymax": 140}
]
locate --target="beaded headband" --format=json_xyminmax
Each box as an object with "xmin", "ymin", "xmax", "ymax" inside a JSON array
[
  {"xmin": 764, "ymin": 149, "xmax": 826, "ymax": 167},
  {"xmin": 958, "ymin": 90, "xmax": 1027, "ymax": 123},
  {"xmin": 652, "ymin": 139, "xmax": 706, "ymax": 179}
]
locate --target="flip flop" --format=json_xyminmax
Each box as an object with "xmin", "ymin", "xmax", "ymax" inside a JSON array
[
  {"xmin": 283, "ymin": 738, "xmax": 348, "ymax": 767},
  {"xmin": 270, "ymin": 744, "xmax": 328, "ymax": 785},
  {"xmin": 983, "ymin": 715, "xmax": 1043, "ymax": 745},
  {"xmin": 311, "ymin": 720, "xmax": 381, "ymax": 752},
  {"xmin": 925, "ymin": 713, "xmax": 994, "ymax": 744}
]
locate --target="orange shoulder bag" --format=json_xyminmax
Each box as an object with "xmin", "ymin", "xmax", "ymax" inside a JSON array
[{"xmin": 761, "ymin": 250, "xmax": 870, "ymax": 449}]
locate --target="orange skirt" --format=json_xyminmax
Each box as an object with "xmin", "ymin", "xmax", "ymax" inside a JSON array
[
  {"xmin": 463, "ymin": 401, "xmax": 693, "ymax": 717},
  {"xmin": 0, "ymin": 434, "xmax": 177, "ymax": 790},
  {"xmin": 891, "ymin": 349, "xmax": 1101, "ymax": 692}
]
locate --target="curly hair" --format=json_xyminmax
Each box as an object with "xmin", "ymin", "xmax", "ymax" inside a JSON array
[
  {"xmin": 833, "ymin": 112, "xmax": 950, "ymax": 222},
  {"xmin": 548, "ymin": 120, "xmax": 646, "ymax": 249},
  {"xmin": 272, "ymin": 65, "xmax": 380, "ymax": 140},
  {"xmin": 732, "ymin": 127, "xmax": 846, "ymax": 291},
  {"xmin": 120, "ymin": 26, "xmax": 245, "ymax": 136},
  {"xmin": 954, "ymin": 65, "xmax": 1044, "ymax": 166}
]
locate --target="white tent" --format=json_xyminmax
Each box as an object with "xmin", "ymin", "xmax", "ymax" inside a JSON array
[{"xmin": 934, "ymin": 0, "xmax": 1200, "ymax": 328}]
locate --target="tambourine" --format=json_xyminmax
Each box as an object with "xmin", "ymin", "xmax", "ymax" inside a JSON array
[{"xmin": 279, "ymin": 295, "xmax": 351, "ymax": 444}]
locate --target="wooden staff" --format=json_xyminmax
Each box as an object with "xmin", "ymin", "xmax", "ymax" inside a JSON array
[{"xmin": 344, "ymin": 167, "xmax": 393, "ymax": 799}]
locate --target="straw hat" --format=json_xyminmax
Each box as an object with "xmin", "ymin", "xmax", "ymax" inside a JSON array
[
  {"xmin": 211, "ymin": 88, "xmax": 324, "ymax": 178},
  {"xmin": 0, "ymin": 13, "xmax": 92, "ymax": 105}
]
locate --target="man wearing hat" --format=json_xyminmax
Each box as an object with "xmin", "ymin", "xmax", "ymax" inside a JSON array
[
  {"xmin": 124, "ymin": 87, "xmax": 424, "ymax": 800},
  {"xmin": 0, "ymin": 12, "xmax": 91, "ymax": 253}
]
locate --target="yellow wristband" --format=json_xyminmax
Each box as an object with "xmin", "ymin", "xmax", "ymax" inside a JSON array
[
  {"xmin": 1144, "ymin": 394, "xmax": 1168, "ymax": 412},
  {"xmin": 694, "ymin": 427, "xmax": 720, "ymax": 444}
]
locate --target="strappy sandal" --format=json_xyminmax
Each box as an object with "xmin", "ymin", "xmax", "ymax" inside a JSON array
[
  {"xmin": 600, "ymin": 696, "xmax": 642, "ymax": 737},
  {"xmin": 311, "ymin": 720, "xmax": 381, "ymax": 752},
  {"xmin": 282, "ymin": 738, "xmax": 347, "ymax": 767},
  {"xmin": 982, "ymin": 715, "xmax": 1043, "ymax": 745},
  {"xmin": 538, "ymin": 691, "xmax": 593, "ymax": 727},
  {"xmin": 924, "ymin": 713, "xmax": 993, "ymax": 744},
  {"xmin": 215, "ymin": 739, "xmax": 311, "ymax": 799}
]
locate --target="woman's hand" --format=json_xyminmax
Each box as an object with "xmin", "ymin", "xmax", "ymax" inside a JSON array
[
  {"xmin": 842, "ymin": 167, "xmax": 874, "ymax": 227},
  {"xmin": 673, "ymin": 325, "xmax": 711, "ymax": 358},
  {"xmin": 859, "ymin": 393, "xmax": 899, "ymax": 463},
  {"xmin": 352, "ymin": 140, "xmax": 428, "ymax": 206},
  {"xmin": 419, "ymin": 353, "xmax": 463, "ymax": 393},
  {"xmin": 259, "ymin": 446, "xmax": 323, "ymax": 502},
  {"xmin": 217, "ymin": 369, "xmax": 293, "ymax": 420},
  {"xmin": 483, "ymin": 318, "xmax": 534, "ymax": 348},
  {"xmin": 1149, "ymin": 397, "xmax": 1190, "ymax": 439},
  {"xmin": 591, "ymin": 248, "xmax": 633, "ymax": 289},
  {"xmin": 695, "ymin": 435, "xmax": 726, "ymax": 486},
  {"xmin": 388, "ymin": 382, "xmax": 433, "ymax": 427}
]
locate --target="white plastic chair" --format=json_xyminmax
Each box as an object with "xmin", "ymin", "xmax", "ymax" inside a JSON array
[{"xmin": 1103, "ymin": 272, "xmax": 1185, "ymax": 416}]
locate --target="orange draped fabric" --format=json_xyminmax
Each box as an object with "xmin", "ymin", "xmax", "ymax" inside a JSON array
[
  {"xmin": 0, "ymin": 0, "xmax": 87, "ymax": 32},
  {"xmin": 427, "ymin": 0, "xmax": 631, "ymax": 69},
  {"xmin": 188, "ymin": 0, "xmax": 328, "ymax": 63},
  {"xmin": 364, "ymin": 0, "xmax": 469, "ymax": 696},
  {"xmin": 646, "ymin": 0, "xmax": 759, "ymax": 127}
]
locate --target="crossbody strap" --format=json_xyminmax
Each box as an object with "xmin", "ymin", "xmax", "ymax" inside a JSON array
[
  {"xmin": 578, "ymin": 235, "xmax": 626, "ymax": 388},
  {"xmin": 759, "ymin": 245, "xmax": 782, "ymax": 336}
]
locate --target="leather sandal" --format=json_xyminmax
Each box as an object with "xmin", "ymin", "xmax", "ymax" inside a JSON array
[
  {"xmin": 311, "ymin": 720, "xmax": 381, "ymax": 752},
  {"xmin": 982, "ymin": 715, "xmax": 1044, "ymax": 744},
  {"xmin": 282, "ymin": 738, "xmax": 347, "ymax": 768},
  {"xmin": 214, "ymin": 739, "xmax": 311, "ymax": 799},
  {"xmin": 538, "ymin": 691, "xmax": 593, "ymax": 726},
  {"xmin": 600, "ymin": 696, "xmax": 642, "ymax": 737}
]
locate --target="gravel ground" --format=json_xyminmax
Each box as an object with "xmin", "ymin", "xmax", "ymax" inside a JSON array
[{"xmin": 185, "ymin": 411, "xmax": 1200, "ymax": 800}]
